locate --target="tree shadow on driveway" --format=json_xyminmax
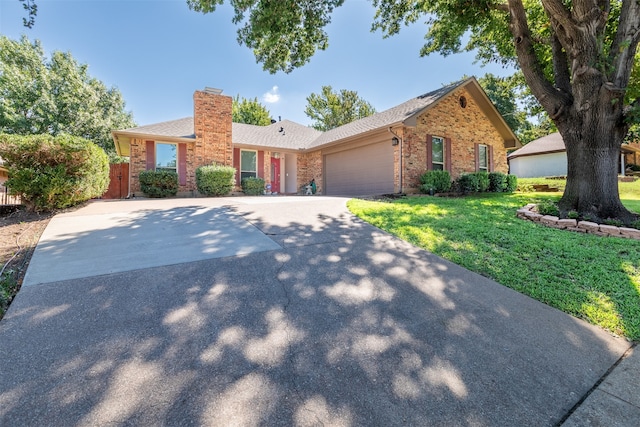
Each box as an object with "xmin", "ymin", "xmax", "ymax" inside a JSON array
[{"xmin": 0, "ymin": 198, "xmax": 631, "ymax": 426}]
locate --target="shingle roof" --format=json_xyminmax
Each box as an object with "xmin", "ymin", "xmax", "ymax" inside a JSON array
[
  {"xmin": 113, "ymin": 77, "xmax": 514, "ymax": 153},
  {"xmin": 233, "ymin": 120, "xmax": 321, "ymax": 150},
  {"xmin": 507, "ymin": 133, "xmax": 565, "ymax": 159},
  {"xmin": 119, "ymin": 117, "xmax": 195, "ymax": 139},
  {"xmin": 307, "ymin": 80, "xmax": 465, "ymax": 149}
]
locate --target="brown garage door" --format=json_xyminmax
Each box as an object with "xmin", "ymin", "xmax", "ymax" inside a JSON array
[{"xmin": 325, "ymin": 141, "xmax": 394, "ymax": 196}]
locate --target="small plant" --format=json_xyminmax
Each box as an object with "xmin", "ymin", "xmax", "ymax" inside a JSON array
[
  {"xmin": 631, "ymin": 219, "xmax": 640, "ymax": 230},
  {"xmin": 567, "ymin": 210, "xmax": 580, "ymax": 219},
  {"xmin": 196, "ymin": 164, "xmax": 236, "ymax": 196},
  {"xmin": 536, "ymin": 200, "xmax": 559, "ymax": 216},
  {"xmin": 241, "ymin": 177, "xmax": 265, "ymax": 195},
  {"xmin": 603, "ymin": 218, "xmax": 624, "ymax": 227},
  {"xmin": 139, "ymin": 170, "xmax": 179, "ymax": 198},
  {"xmin": 419, "ymin": 170, "xmax": 451, "ymax": 194}
]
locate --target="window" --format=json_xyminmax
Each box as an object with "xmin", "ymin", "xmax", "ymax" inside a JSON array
[
  {"xmin": 156, "ymin": 143, "xmax": 177, "ymax": 172},
  {"xmin": 240, "ymin": 150, "xmax": 257, "ymax": 180},
  {"xmin": 478, "ymin": 144, "xmax": 488, "ymax": 172},
  {"xmin": 432, "ymin": 136, "xmax": 445, "ymax": 170}
]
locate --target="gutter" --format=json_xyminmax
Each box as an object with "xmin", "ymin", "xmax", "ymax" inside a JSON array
[{"xmin": 388, "ymin": 127, "xmax": 403, "ymax": 194}]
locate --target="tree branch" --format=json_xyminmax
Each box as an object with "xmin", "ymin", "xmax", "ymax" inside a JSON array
[
  {"xmin": 508, "ymin": 0, "xmax": 571, "ymax": 120},
  {"xmin": 551, "ymin": 34, "xmax": 572, "ymax": 95},
  {"xmin": 540, "ymin": 0, "xmax": 575, "ymax": 31},
  {"xmin": 609, "ymin": 0, "xmax": 640, "ymax": 88}
]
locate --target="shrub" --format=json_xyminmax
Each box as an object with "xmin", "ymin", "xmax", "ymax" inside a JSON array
[
  {"xmin": 419, "ymin": 170, "xmax": 451, "ymax": 194},
  {"xmin": 241, "ymin": 177, "xmax": 265, "ymax": 195},
  {"xmin": 0, "ymin": 133, "xmax": 109, "ymax": 212},
  {"xmin": 139, "ymin": 170, "xmax": 178, "ymax": 198},
  {"xmin": 506, "ymin": 174, "xmax": 518, "ymax": 193},
  {"xmin": 196, "ymin": 164, "xmax": 236, "ymax": 196},
  {"xmin": 476, "ymin": 172, "xmax": 490, "ymax": 192},
  {"xmin": 488, "ymin": 172, "xmax": 508, "ymax": 192},
  {"xmin": 603, "ymin": 218, "xmax": 624, "ymax": 227},
  {"xmin": 456, "ymin": 173, "xmax": 479, "ymax": 193},
  {"xmin": 536, "ymin": 200, "xmax": 559, "ymax": 216}
]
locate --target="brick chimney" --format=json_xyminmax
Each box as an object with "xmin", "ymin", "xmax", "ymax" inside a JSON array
[{"xmin": 193, "ymin": 87, "xmax": 233, "ymax": 166}]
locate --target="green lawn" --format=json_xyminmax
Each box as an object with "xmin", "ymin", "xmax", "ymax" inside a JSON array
[{"xmin": 347, "ymin": 186, "xmax": 640, "ymax": 341}]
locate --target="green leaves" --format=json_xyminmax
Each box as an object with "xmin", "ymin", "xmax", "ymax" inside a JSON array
[
  {"xmin": 0, "ymin": 35, "xmax": 135, "ymax": 155},
  {"xmin": 304, "ymin": 85, "xmax": 376, "ymax": 131},
  {"xmin": 0, "ymin": 133, "xmax": 109, "ymax": 211},
  {"xmin": 232, "ymin": 95, "xmax": 272, "ymax": 125},
  {"xmin": 189, "ymin": 0, "xmax": 345, "ymax": 73}
]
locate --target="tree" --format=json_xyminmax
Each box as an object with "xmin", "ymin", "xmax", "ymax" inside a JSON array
[
  {"xmin": 476, "ymin": 73, "xmax": 558, "ymax": 144},
  {"xmin": 232, "ymin": 95, "xmax": 272, "ymax": 125},
  {"xmin": 477, "ymin": 73, "xmax": 532, "ymax": 141},
  {"xmin": 0, "ymin": 35, "xmax": 135, "ymax": 157},
  {"xmin": 305, "ymin": 85, "xmax": 376, "ymax": 131},
  {"xmin": 189, "ymin": 0, "xmax": 640, "ymax": 224}
]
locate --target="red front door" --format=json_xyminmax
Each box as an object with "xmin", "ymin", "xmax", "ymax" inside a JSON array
[{"xmin": 270, "ymin": 157, "xmax": 281, "ymax": 193}]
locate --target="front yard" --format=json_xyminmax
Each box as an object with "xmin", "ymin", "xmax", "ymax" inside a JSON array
[{"xmin": 347, "ymin": 179, "xmax": 640, "ymax": 341}]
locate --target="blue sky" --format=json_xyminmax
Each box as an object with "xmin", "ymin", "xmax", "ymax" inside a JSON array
[{"xmin": 0, "ymin": 0, "xmax": 514, "ymax": 127}]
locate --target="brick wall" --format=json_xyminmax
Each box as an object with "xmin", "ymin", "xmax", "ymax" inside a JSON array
[
  {"xmin": 129, "ymin": 138, "xmax": 145, "ymax": 195},
  {"xmin": 402, "ymin": 87, "xmax": 510, "ymax": 192},
  {"xmin": 129, "ymin": 90, "xmax": 233, "ymax": 196},
  {"xmin": 297, "ymin": 150, "xmax": 323, "ymax": 194},
  {"xmin": 193, "ymin": 90, "xmax": 233, "ymax": 175}
]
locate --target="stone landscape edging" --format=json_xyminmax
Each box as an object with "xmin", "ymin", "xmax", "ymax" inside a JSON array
[{"xmin": 517, "ymin": 204, "xmax": 640, "ymax": 240}]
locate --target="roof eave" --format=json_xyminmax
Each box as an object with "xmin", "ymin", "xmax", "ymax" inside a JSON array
[{"xmin": 111, "ymin": 130, "xmax": 196, "ymax": 157}]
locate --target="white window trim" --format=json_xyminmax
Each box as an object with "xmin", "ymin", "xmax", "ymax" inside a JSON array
[
  {"xmin": 432, "ymin": 136, "xmax": 445, "ymax": 170},
  {"xmin": 478, "ymin": 144, "xmax": 489, "ymax": 172}
]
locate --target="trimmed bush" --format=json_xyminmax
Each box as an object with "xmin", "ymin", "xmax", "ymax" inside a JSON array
[
  {"xmin": 0, "ymin": 133, "xmax": 109, "ymax": 211},
  {"xmin": 139, "ymin": 170, "xmax": 178, "ymax": 198},
  {"xmin": 196, "ymin": 164, "xmax": 236, "ymax": 196},
  {"xmin": 506, "ymin": 174, "xmax": 518, "ymax": 192},
  {"xmin": 476, "ymin": 172, "xmax": 490, "ymax": 192},
  {"xmin": 488, "ymin": 172, "xmax": 508, "ymax": 192},
  {"xmin": 455, "ymin": 173, "xmax": 480, "ymax": 193},
  {"xmin": 241, "ymin": 177, "xmax": 265, "ymax": 195},
  {"xmin": 419, "ymin": 170, "xmax": 451, "ymax": 194}
]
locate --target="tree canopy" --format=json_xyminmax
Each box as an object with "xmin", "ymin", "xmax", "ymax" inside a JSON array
[
  {"xmin": 232, "ymin": 95, "xmax": 272, "ymax": 126},
  {"xmin": 305, "ymin": 85, "xmax": 376, "ymax": 131},
  {"xmin": 0, "ymin": 35, "xmax": 135, "ymax": 157}
]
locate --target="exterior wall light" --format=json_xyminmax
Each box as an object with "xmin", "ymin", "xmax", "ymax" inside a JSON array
[{"xmin": 391, "ymin": 137, "xmax": 400, "ymax": 146}]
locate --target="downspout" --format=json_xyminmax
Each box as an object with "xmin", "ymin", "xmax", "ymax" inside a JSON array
[{"xmin": 389, "ymin": 127, "xmax": 403, "ymax": 194}]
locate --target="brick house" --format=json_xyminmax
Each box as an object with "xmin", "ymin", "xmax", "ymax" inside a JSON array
[{"xmin": 111, "ymin": 77, "xmax": 520, "ymax": 197}]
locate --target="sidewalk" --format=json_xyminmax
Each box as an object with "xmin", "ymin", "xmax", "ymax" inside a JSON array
[{"xmin": 562, "ymin": 345, "xmax": 640, "ymax": 426}]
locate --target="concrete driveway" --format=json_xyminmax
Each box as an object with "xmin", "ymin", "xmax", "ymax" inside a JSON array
[{"xmin": 0, "ymin": 196, "xmax": 631, "ymax": 426}]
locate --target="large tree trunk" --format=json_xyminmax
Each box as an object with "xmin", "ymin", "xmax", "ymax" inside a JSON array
[{"xmin": 559, "ymin": 126, "xmax": 633, "ymax": 223}]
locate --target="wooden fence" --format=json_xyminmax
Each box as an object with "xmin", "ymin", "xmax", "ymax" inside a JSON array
[{"xmin": 1, "ymin": 185, "xmax": 21, "ymax": 206}]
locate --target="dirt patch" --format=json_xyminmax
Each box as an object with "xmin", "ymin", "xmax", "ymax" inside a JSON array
[{"xmin": 0, "ymin": 207, "xmax": 53, "ymax": 319}]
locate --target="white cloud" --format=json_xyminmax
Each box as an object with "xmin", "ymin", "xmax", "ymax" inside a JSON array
[{"xmin": 263, "ymin": 86, "xmax": 280, "ymax": 104}]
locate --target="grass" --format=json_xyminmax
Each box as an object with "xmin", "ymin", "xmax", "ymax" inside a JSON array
[{"xmin": 347, "ymin": 186, "xmax": 640, "ymax": 341}]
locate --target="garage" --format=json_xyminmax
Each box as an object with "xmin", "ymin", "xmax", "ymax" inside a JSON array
[{"xmin": 324, "ymin": 140, "xmax": 394, "ymax": 196}]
